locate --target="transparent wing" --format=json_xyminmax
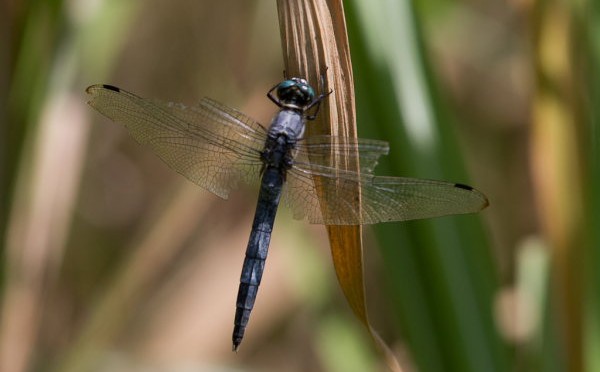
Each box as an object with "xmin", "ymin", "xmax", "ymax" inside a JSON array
[
  {"xmin": 295, "ymin": 136, "xmax": 389, "ymax": 174},
  {"xmin": 283, "ymin": 160, "xmax": 489, "ymax": 225},
  {"xmin": 86, "ymin": 85, "xmax": 267, "ymax": 199}
]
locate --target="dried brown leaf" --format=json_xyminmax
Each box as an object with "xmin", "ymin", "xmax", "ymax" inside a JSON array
[{"xmin": 276, "ymin": 1, "xmax": 402, "ymax": 370}]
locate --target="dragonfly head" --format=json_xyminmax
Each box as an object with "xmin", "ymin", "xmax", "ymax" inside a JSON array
[{"xmin": 276, "ymin": 78, "xmax": 315, "ymax": 109}]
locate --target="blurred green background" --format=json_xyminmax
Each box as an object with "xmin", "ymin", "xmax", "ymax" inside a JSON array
[{"xmin": 0, "ymin": 0, "xmax": 596, "ymax": 371}]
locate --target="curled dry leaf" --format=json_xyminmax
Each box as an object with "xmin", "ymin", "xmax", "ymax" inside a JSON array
[{"xmin": 276, "ymin": 1, "xmax": 402, "ymax": 370}]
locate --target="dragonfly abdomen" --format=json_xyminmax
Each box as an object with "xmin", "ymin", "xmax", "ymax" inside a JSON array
[{"xmin": 233, "ymin": 164, "xmax": 285, "ymax": 351}]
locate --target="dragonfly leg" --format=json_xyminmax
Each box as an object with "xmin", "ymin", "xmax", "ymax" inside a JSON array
[
  {"xmin": 304, "ymin": 89, "xmax": 333, "ymax": 120},
  {"xmin": 267, "ymin": 83, "xmax": 284, "ymax": 108}
]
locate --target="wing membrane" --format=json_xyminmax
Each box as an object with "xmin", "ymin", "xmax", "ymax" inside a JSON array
[
  {"xmin": 284, "ymin": 162, "xmax": 488, "ymax": 225},
  {"xmin": 86, "ymin": 85, "xmax": 266, "ymax": 199},
  {"xmin": 295, "ymin": 136, "xmax": 389, "ymax": 174},
  {"xmin": 87, "ymin": 85, "xmax": 488, "ymax": 224}
]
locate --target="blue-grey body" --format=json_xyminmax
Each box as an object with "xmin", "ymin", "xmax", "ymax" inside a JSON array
[{"xmin": 233, "ymin": 109, "xmax": 306, "ymax": 350}]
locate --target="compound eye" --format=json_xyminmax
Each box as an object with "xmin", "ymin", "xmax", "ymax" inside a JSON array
[
  {"xmin": 300, "ymin": 84, "xmax": 316, "ymax": 103},
  {"xmin": 276, "ymin": 80, "xmax": 296, "ymax": 100},
  {"xmin": 276, "ymin": 78, "xmax": 316, "ymax": 106}
]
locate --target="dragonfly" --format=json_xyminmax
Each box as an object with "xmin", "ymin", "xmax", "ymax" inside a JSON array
[{"xmin": 86, "ymin": 77, "xmax": 488, "ymax": 351}]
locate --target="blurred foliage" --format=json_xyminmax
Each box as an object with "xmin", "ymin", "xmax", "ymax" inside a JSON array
[
  {"xmin": 0, "ymin": 0, "xmax": 597, "ymax": 371},
  {"xmin": 346, "ymin": 1, "xmax": 505, "ymax": 371}
]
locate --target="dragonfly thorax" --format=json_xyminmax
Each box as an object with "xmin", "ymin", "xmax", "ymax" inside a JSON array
[{"xmin": 268, "ymin": 109, "xmax": 305, "ymax": 141}]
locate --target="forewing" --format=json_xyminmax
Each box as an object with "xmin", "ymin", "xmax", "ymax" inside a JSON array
[
  {"xmin": 86, "ymin": 85, "xmax": 266, "ymax": 198},
  {"xmin": 283, "ymin": 162, "xmax": 489, "ymax": 225}
]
